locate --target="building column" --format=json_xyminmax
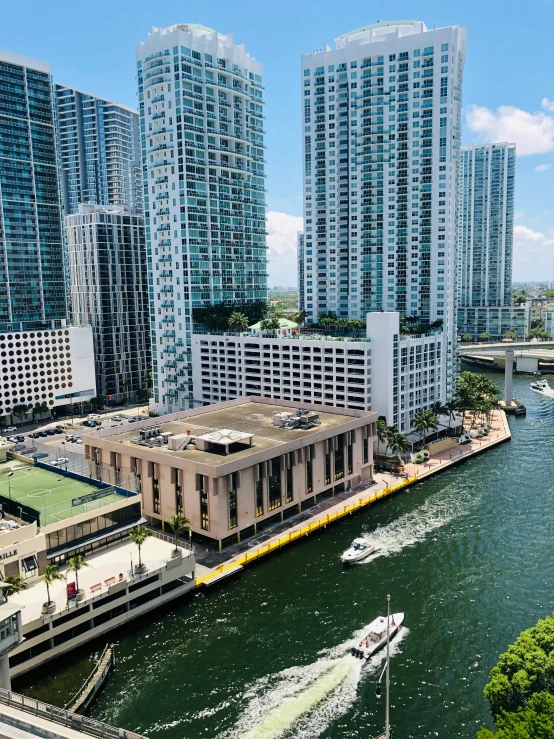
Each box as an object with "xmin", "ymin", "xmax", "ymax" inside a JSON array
[
  {"xmin": 0, "ymin": 653, "xmax": 10, "ymax": 690},
  {"xmin": 504, "ymin": 350, "xmax": 514, "ymax": 406}
]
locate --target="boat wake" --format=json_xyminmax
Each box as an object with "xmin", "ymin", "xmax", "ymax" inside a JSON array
[
  {"xmin": 223, "ymin": 626, "xmax": 409, "ymax": 739},
  {"xmin": 354, "ymin": 485, "xmax": 471, "ymax": 564}
]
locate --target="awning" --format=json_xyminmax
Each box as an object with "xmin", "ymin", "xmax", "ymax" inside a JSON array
[
  {"xmin": 47, "ymin": 517, "xmax": 146, "ymax": 559},
  {"xmin": 21, "ymin": 555, "xmax": 38, "ymax": 572}
]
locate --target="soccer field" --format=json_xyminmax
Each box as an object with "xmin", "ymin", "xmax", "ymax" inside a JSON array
[{"xmin": 0, "ymin": 463, "xmax": 126, "ymax": 526}]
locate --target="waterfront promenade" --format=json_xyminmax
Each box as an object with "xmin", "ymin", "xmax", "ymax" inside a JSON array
[{"xmin": 196, "ymin": 409, "xmax": 511, "ymax": 585}]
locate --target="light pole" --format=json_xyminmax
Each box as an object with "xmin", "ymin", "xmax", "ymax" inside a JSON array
[
  {"xmin": 7, "ymin": 472, "xmax": 13, "ymax": 501},
  {"xmin": 375, "ymin": 594, "xmax": 392, "ymax": 739}
]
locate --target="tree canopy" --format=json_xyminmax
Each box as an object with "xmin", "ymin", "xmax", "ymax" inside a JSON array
[
  {"xmin": 193, "ymin": 300, "xmax": 268, "ymax": 331},
  {"xmin": 478, "ymin": 614, "xmax": 554, "ymax": 737}
]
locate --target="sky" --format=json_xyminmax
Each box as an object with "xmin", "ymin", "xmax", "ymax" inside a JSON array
[{"xmin": 2, "ymin": 0, "xmax": 554, "ymax": 287}]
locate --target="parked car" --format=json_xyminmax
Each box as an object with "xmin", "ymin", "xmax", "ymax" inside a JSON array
[
  {"xmin": 4, "ymin": 426, "xmax": 16, "ymax": 433},
  {"xmin": 20, "ymin": 446, "xmax": 37, "ymax": 455},
  {"xmin": 111, "ymin": 415, "xmax": 122, "ymax": 421},
  {"xmin": 54, "ymin": 426, "xmax": 65, "ymax": 433},
  {"xmin": 38, "ymin": 431, "xmax": 48, "ymax": 437},
  {"xmin": 83, "ymin": 420, "xmax": 99, "ymax": 428},
  {"xmin": 7, "ymin": 437, "xmax": 18, "ymax": 443},
  {"xmin": 31, "ymin": 452, "xmax": 49, "ymax": 460},
  {"xmin": 53, "ymin": 457, "xmax": 69, "ymax": 466},
  {"xmin": 46, "ymin": 429, "xmax": 56, "ymax": 436},
  {"xmin": 16, "ymin": 435, "xmax": 25, "ymax": 442},
  {"xmin": 74, "ymin": 438, "xmax": 83, "ymax": 444},
  {"xmin": 88, "ymin": 414, "xmax": 101, "ymax": 419}
]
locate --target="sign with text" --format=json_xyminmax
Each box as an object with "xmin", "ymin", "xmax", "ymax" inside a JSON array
[{"xmin": 67, "ymin": 582, "xmax": 77, "ymax": 598}]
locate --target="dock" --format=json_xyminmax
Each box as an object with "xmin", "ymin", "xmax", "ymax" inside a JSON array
[
  {"xmin": 196, "ymin": 409, "xmax": 511, "ymax": 587},
  {"xmin": 65, "ymin": 645, "xmax": 114, "ymax": 715}
]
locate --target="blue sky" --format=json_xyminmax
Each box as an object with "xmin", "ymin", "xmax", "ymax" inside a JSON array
[{"xmin": 2, "ymin": 0, "xmax": 554, "ymax": 286}]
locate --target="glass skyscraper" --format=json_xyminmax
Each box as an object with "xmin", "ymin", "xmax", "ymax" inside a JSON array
[
  {"xmin": 55, "ymin": 85, "xmax": 142, "ymax": 216},
  {"xmin": 458, "ymin": 143, "xmax": 515, "ymax": 308},
  {"xmin": 136, "ymin": 24, "xmax": 268, "ymax": 412},
  {"xmin": 0, "ymin": 50, "xmax": 67, "ymax": 331}
]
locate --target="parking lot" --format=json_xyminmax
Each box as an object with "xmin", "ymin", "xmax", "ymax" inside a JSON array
[{"xmin": 1, "ymin": 407, "xmax": 152, "ymax": 468}]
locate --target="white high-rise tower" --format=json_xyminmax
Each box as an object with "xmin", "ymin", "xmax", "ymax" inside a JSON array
[
  {"xmin": 301, "ymin": 20, "xmax": 466, "ymax": 398},
  {"xmin": 136, "ymin": 24, "xmax": 268, "ymax": 413}
]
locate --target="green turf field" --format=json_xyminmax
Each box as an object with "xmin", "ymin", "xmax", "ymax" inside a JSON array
[{"xmin": 0, "ymin": 463, "xmax": 126, "ymax": 526}]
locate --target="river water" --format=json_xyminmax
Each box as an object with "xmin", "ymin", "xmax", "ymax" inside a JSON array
[{"xmin": 19, "ymin": 371, "xmax": 554, "ymax": 738}]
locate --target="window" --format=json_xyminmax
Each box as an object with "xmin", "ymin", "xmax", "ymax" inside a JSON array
[
  {"xmin": 22, "ymin": 555, "xmax": 38, "ymax": 580},
  {"xmin": 286, "ymin": 466, "xmax": 293, "ymax": 503},
  {"xmin": 306, "ymin": 458, "xmax": 313, "ymax": 494},
  {"xmin": 325, "ymin": 452, "xmax": 331, "ymax": 485},
  {"xmin": 228, "ymin": 486, "xmax": 237, "ymax": 529},
  {"xmin": 347, "ymin": 443, "xmax": 353, "ymax": 475},
  {"xmin": 153, "ymin": 475, "xmax": 160, "ymax": 514},
  {"xmin": 198, "ymin": 475, "xmax": 209, "ymax": 530},
  {"xmin": 268, "ymin": 459, "xmax": 282, "ymax": 510},
  {"xmin": 363, "ymin": 437, "xmax": 369, "ymax": 464},
  {"xmin": 256, "ymin": 478, "xmax": 264, "ymax": 517},
  {"xmin": 334, "ymin": 436, "xmax": 345, "ymax": 480}
]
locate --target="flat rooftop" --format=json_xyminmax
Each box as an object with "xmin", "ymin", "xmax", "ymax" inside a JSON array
[
  {"xmin": 88, "ymin": 402, "xmax": 366, "ymax": 467},
  {"xmin": 0, "ymin": 462, "xmax": 128, "ymax": 526}
]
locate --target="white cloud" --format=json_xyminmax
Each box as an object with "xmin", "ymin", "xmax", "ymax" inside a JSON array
[
  {"xmin": 266, "ymin": 211, "xmax": 303, "ymax": 287},
  {"xmin": 466, "ymin": 103, "xmax": 554, "ymax": 155},
  {"xmin": 513, "ymin": 223, "xmax": 554, "ymax": 280},
  {"xmin": 541, "ymin": 98, "xmax": 554, "ymax": 113},
  {"xmin": 535, "ymin": 163, "xmax": 552, "ymax": 172}
]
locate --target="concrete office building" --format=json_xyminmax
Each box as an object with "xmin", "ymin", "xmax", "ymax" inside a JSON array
[
  {"xmin": 297, "ymin": 231, "xmax": 305, "ymax": 311},
  {"xmin": 67, "ymin": 205, "xmax": 150, "ymax": 404},
  {"xmin": 0, "ymin": 51, "xmax": 67, "ymax": 333},
  {"xmin": 192, "ymin": 311, "xmax": 443, "ymax": 433},
  {"xmin": 83, "ymin": 397, "xmax": 377, "ymax": 548},
  {"xmin": 55, "ymin": 85, "xmax": 142, "ymax": 216},
  {"xmin": 136, "ymin": 24, "xmax": 268, "ymax": 414},
  {"xmin": 0, "ymin": 326, "xmax": 96, "ymax": 420},
  {"xmin": 301, "ymin": 20, "xmax": 466, "ymax": 401}
]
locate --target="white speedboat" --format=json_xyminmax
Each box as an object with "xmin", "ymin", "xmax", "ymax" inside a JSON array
[
  {"xmin": 530, "ymin": 378, "xmax": 554, "ymax": 396},
  {"xmin": 341, "ymin": 537, "xmax": 378, "ymax": 564},
  {"xmin": 351, "ymin": 612, "xmax": 405, "ymax": 660}
]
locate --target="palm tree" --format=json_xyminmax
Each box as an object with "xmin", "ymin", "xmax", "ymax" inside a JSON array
[
  {"xmin": 292, "ymin": 310, "xmax": 306, "ymax": 325},
  {"xmin": 1, "ymin": 576, "xmax": 27, "ymax": 599},
  {"xmin": 444, "ymin": 399, "xmax": 458, "ymax": 433},
  {"xmin": 376, "ymin": 418, "xmax": 388, "ymax": 457},
  {"xmin": 43, "ymin": 564, "xmax": 63, "ymax": 608},
  {"xmin": 503, "ymin": 329, "xmax": 518, "ymax": 341},
  {"xmin": 389, "ymin": 429, "xmax": 411, "ymax": 460},
  {"xmin": 384, "ymin": 425, "xmax": 399, "ymax": 458},
  {"xmin": 167, "ymin": 515, "xmax": 191, "ymax": 555},
  {"xmin": 431, "ymin": 401, "xmax": 448, "ymax": 419},
  {"xmin": 479, "ymin": 331, "xmax": 491, "ymax": 342},
  {"xmin": 129, "ymin": 525, "xmax": 155, "ymax": 571},
  {"xmin": 67, "ymin": 555, "xmax": 90, "ymax": 593},
  {"xmin": 259, "ymin": 317, "xmax": 281, "ymax": 331},
  {"xmin": 336, "ymin": 318, "xmax": 350, "ymax": 332},
  {"xmin": 228, "ymin": 311, "xmax": 250, "ymax": 331},
  {"xmin": 462, "ymin": 333, "xmax": 473, "ymax": 343},
  {"xmin": 411, "ymin": 409, "xmax": 438, "ymax": 449},
  {"xmin": 348, "ymin": 318, "xmax": 364, "ymax": 332}
]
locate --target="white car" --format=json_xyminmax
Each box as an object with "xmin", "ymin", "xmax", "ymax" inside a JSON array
[
  {"xmin": 88, "ymin": 413, "xmax": 101, "ymax": 419},
  {"xmin": 54, "ymin": 457, "xmax": 69, "ymax": 465},
  {"xmin": 4, "ymin": 426, "xmax": 17, "ymax": 433}
]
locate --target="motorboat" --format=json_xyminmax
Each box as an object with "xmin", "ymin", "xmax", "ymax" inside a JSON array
[
  {"xmin": 530, "ymin": 378, "xmax": 554, "ymax": 396},
  {"xmin": 341, "ymin": 537, "xmax": 378, "ymax": 564},
  {"xmin": 351, "ymin": 612, "xmax": 405, "ymax": 660}
]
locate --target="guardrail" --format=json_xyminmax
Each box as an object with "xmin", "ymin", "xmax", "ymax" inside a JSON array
[
  {"xmin": 0, "ymin": 686, "xmax": 145, "ymax": 739},
  {"xmin": 152, "ymin": 529, "xmax": 195, "ymax": 553},
  {"xmin": 196, "ymin": 476, "xmax": 417, "ymax": 586}
]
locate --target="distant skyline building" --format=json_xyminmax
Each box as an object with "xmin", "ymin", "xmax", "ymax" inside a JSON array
[
  {"xmin": 67, "ymin": 205, "xmax": 150, "ymax": 403},
  {"xmin": 0, "ymin": 50, "xmax": 67, "ymax": 332},
  {"xmin": 136, "ymin": 23, "xmax": 268, "ymax": 413},
  {"xmin": 55, "ymin": 85, "xmax": 142, "ymax": 216},
  {"xmin": 297, "ymin": 231, "xmax": 305, "ymax": 310},
  {"xmin": 300, "ymin": 20, "xmax": 467, "ymax": 401},
  {"xmin": 458, "ymin": 143, "xmax": 515, "ymax": 308}
]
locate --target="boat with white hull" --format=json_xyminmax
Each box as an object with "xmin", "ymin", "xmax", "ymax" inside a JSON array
[
  {"xmin": 530, "ymin": 378, "xmax": 554, "ymax": 397},
  {"xmin": 341, "ymin": 538, "xmax": 378, "ymax": 564},
  {"xmin": 351, "ymin": 612, "xmax": 405, "ymax": 660}
]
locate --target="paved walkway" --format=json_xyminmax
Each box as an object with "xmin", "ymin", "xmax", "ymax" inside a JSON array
[{"xmin": 196, "ymin": 410, "xmax": 511, "ymax": 586}]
